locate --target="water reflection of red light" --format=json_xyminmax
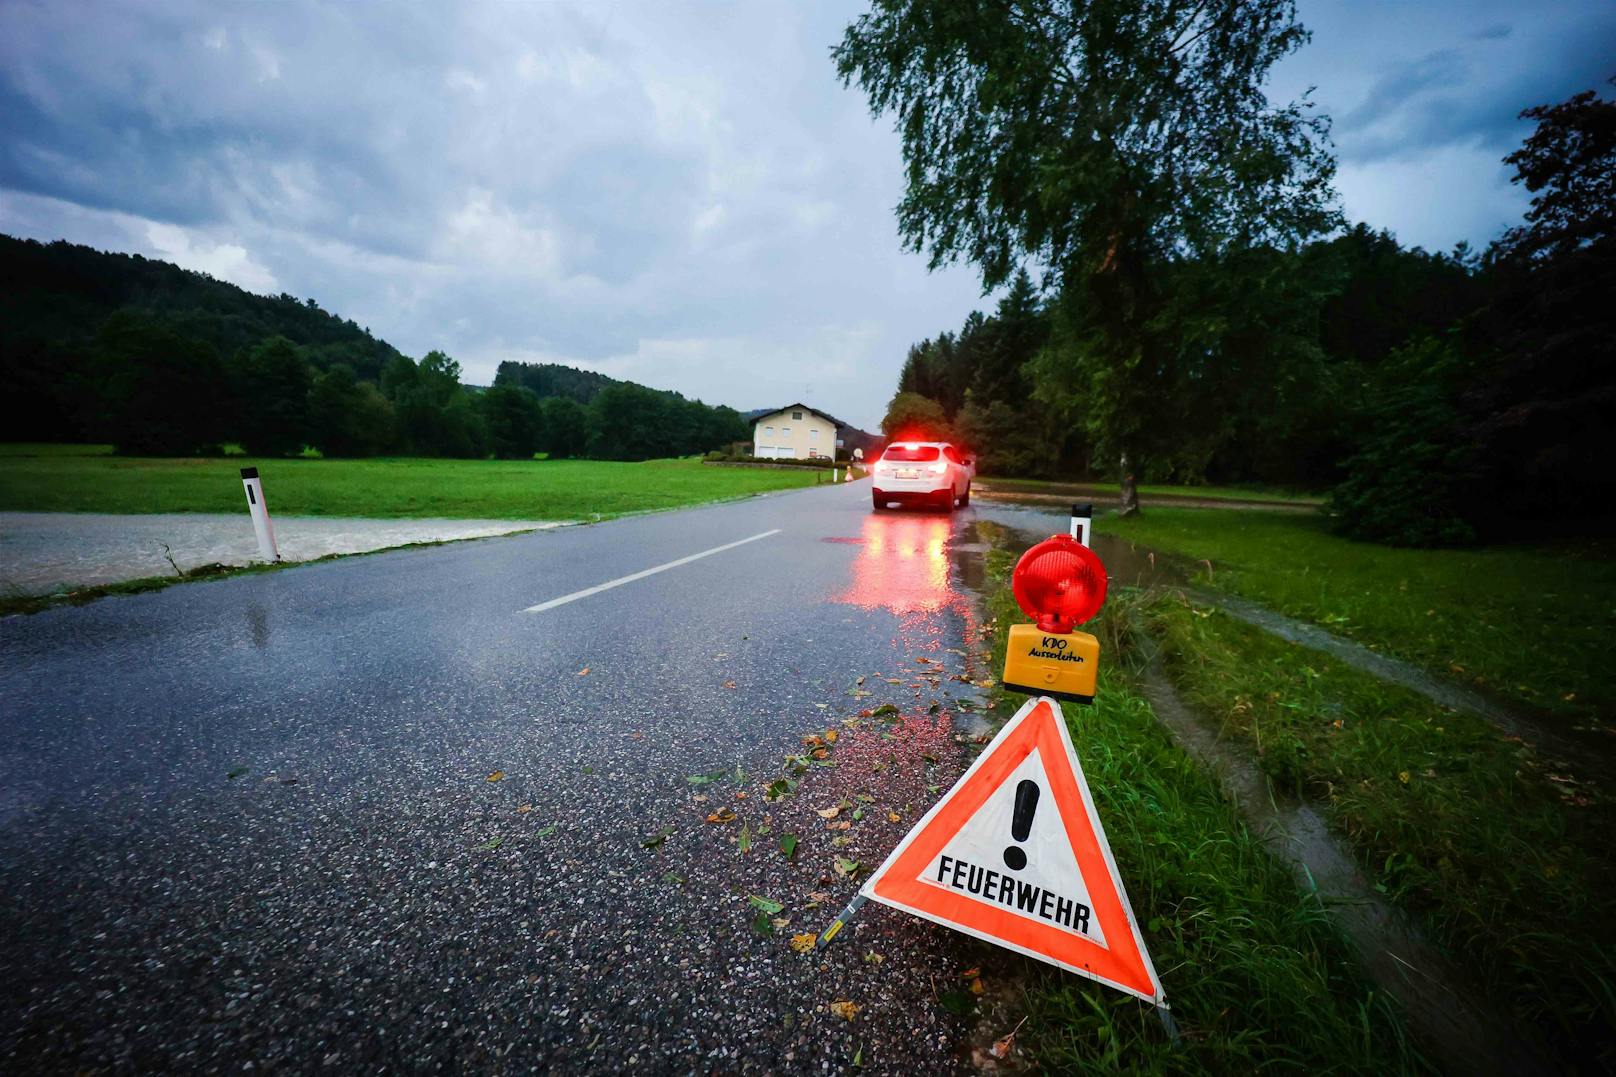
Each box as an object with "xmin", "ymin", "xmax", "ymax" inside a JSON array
[{"xmin": 835, "ymin": 514, "xmax": 954, "ymax": 614}]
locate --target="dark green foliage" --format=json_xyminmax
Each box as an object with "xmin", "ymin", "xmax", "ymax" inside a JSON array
[
  {"xmin": 480, "ymin": 384, "xmax": 545, "ymax": 459},
  {"xmin": 1327, "ymin": 338, "xmax": 1478, "ymax": 546},
  {"xmin": 1499, "ymin": 77, "xmax": 1615, "ymax": 263},
  {"xmin": 493, "ymin": 360, "xmax": 615, "ymax": 404},
  {"xmin": 234, "ymin": 336, "xmax": 312, "ymax": 457},
  {"xmin": 91, "ymin": 311, "xmax": 227, "ymax": 456},
  {"xmin": 0, "ymin": 234, "xmax": 403, "ymax": 383},
  {"xmin": 879, "ymin": 391, "xmax": 948, "ymax": 440},
  {"xmin": 839, "ymin": 0, "xmax": 1337, "ymax": 501},
  {"xmin": 583, "ymin": 383, "xmax": 744, "ymax": 461},
  {"xmin": 539, "ymin": 396, "xmax": 589, "ymax": 458},
  {"xmin": 383, "ymin": 351, "xmax": 488, "ymax": 458},
  {"xmin": 308, "ymin": 365, "xmax": 395, "ymax": 457}
]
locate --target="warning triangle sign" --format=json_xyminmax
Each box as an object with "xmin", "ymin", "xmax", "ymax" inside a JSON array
[{"xmin": 861, "ymin": 696, "xmax": 1163, "ymax": 1005}]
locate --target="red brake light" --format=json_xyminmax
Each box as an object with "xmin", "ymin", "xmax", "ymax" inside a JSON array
[{"xmin": 1011, "ymin": 534, "xmax": 1107, "ymax": 633}]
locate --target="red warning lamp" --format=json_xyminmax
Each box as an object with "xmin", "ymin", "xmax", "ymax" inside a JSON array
[{"xmin": 1011, "ymin": 534, "xmax": 1108, "ymax": 633}]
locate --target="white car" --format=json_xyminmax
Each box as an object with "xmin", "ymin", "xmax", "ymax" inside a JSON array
[{"xmin": 871, "ymin": 441, "xmax": 974, "ymax": 511}]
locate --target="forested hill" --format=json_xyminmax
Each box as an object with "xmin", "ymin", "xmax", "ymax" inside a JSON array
[
  {"xmin": 492, "ymin": 361, "xmax": 618, "ymax": 403},
  {"xmin": 0, "ymin": 234, "xmax": 753, "ymax": 461},
  {"xmin": 0, "ymin": 234, "xmax": 404, "ymax": 384}
]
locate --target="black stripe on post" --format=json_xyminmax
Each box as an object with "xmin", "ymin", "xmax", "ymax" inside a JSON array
[{"xmin": 240, "ymin": 467, "xmax": 259, "ymax": 479}]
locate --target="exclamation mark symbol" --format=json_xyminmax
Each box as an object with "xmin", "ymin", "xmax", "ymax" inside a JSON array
[{"xmin": 1002, "ymin": 779, "xmax": 1040, "ymax": 871}]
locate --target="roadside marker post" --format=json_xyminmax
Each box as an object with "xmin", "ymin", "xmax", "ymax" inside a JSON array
[
  {"xmin": 1069, "ymin": 502, "xmax": 1093, "ymax": 546},
  {"xmin": 240, "ymin": 467, "xmax": 280, "ymax": 562}
]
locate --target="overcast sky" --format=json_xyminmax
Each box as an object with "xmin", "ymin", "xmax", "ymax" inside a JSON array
[{"xmin": 2, "ymin": 1, "xmax": 1611, "ymax": 431}]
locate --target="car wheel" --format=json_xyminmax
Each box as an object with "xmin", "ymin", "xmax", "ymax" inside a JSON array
[
  {"xmin": 871, "ymin": 494, "xmax": 885, "ymax": 511},
  {"xmin": 959, "ymin": 485, "xmax": 970, "ymax": 507},
  {"xmin": 939, "ymin": 491, "xmax": 956, "ymax": 513}
]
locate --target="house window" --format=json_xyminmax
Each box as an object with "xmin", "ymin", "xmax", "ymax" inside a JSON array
[
  {"xmin": 809, "ymin": 428, "xmax": 818, "ymax": 440},
  {"xmin": 764, "ymin": 425, "xmax": 774, "ymax": 435},
  {"xmin": 793, "ymin": 410, "xmax": 803, "ymax": 420},
  {"xmin": 781, "ymin": 427, "xmax": 791, "ymax": 437}
]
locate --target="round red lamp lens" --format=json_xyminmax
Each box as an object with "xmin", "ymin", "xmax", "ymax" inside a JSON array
[{"xmin": 1011, "ymin": 534, "xmax": 1108, "ymax": 632}]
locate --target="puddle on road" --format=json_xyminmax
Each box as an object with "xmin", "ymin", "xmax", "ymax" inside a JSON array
[{"xmin": 1136, "ymin": 661, "xmax": 1551, "ymax": 1076}]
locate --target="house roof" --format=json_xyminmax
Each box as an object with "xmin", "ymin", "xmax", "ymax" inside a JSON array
[{"xmin": 752, "ymin": 402, "xmax": 846, "ymax": 429}]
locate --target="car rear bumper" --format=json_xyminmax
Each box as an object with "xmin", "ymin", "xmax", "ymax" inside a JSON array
[{"xmin": 872, "ymin": 486, "xmax": 952, "ymax": 503}]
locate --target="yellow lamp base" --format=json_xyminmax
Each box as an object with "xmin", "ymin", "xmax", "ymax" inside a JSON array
[{"xmin": 1001, "ymin": 623, "xmax": 1099, "ymax": 704}]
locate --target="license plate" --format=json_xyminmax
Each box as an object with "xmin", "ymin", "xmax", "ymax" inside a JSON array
[{"xmin": 897, "ymin": 468, "xmax": 919, "ymax": 479}]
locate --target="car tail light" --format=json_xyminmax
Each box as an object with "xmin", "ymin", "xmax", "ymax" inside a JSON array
[
  {"xmin": 1011, "ymin": 534, "xmax": 1108, "ymax": 632},
  {"xmin": 929, "ymin": 461, "xmax": 947, "ymax": 474}
]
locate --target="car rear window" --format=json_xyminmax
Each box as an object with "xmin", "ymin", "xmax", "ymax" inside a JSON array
[{"xmin": 882, "ymin": 446, "xmax": 940, "ymax": 462}]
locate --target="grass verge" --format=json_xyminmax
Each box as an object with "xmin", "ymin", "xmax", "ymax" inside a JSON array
[
  {"xmin": 1145, "ymin": 592, "xmax": 1615, "ymax": 1067},
  {"xmin": 1098, "ymin": 507, "xmax": 1616, "ymax": 726},
  {"xmin": 977, "ymin": 475, "xmax": 1323, "ymax": 505},
  {"xmin": 0, "ymin": 445, "xmax": 820, "ymax": 519},
  {"xmin": 975, "ymin": 553, "xmax": 1420, "ymax": 1072}
]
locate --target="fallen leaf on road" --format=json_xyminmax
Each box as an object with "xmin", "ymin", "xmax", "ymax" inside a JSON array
[
  {"xmin": 887, "ymin": 811, "xmax": 902, "ymax": 823},
  {"xmin": 830, "ymin": 1000, "xmax": 860, "ymax": 1021},
  {"xmin": 748, "ymin": 894, "xmax": 785, "ymax": 915},
  {"xmin": 803, "ymin": 734, "xmax": 824, "ymax": 747},
  {"xmin": 969, "ymin": 976, "xmax": 986, "ymax": 995},
  {"xmin": 833, "ymin": 857, "xmax": 864, "ymax": 878},
  {"xmin": 478, "ymin": 837, "xmax": 504, "ymax": 850},
  {"xmin": 706, "ymin": 808, "xmax": 737, "ymax": 824},
  {"xmin": 662, "ymin": 872, "xmax": 685, "ymax": 886},
  {"xmin": 824, "ymin": 729, "xmax": 839, "ymax": 743},
  {"xmin": 486, "ymin": 770, "xmax": 505, "ymax": 782},
  {"xmin": 807, "ymin": 890, "xmax": 831, "ymax": 906},
  {"xmin": 790, "ymin": 933, "xmax": 817, "ymax": 954},
  {"xmin": 226, "ymin": 766, "xmax": 249, "ymax": 780},
  {"xmin": 516, "ymin": 804, "xmax": 533, "ymax": 814},
  {"xmin": 816, "ymin": 805, "xmax": 841, "ymax": 820},
  {"xmin": 989, "ymin": 1018, "xmax": 1027, "ymax": 1060},
  {"xmin": 771, "ymin": 916, "xmax": 791, "ymax": 929},
  {"xmin": 723, "ymin": 679, "xmax": 738, "ymax": 689},
  {"xmin": 826, "ymin": 820, "xmax": 851, "ymax": 831},
  {"xmin": 738, "ymin": 822, "xmax": 753, "ymax": 853},
  {"xmin": 536, "ymin": 824, "xmax": 557, "ymax": 838},
  {"xmin": 780, "ymin": 834, "xmax": 799, "ymax": 860},
  {"xmin": 764, "ymin": 779, "xmax": 794, "ymax": 801},
  {"xmin": 863, "ymin": 951, "xmax": 884, "ymax": 965},
  {"xmin": 642, "ymin": 827, "xmax": 673, "ymax": 849},
  {"xmin": 960, "ymin": 967, "xmax": 981, "ymax": 979},
  {"xmin": 856, "ymin": 676, "xmax": 866, "ymax": 685},
  {"xmin": 576, "ymin": 667, "xmax": 590, "ymax": 676}
]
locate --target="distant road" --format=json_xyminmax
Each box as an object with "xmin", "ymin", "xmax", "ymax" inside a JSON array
[{"xmin": 1, "ymin": 481, "xmax": 1016, "ymax": 1072}]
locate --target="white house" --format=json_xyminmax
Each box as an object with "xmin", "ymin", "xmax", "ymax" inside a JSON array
[{"xmin": 751, "ymin": 403, "xmax": 843, "ymax": 460}]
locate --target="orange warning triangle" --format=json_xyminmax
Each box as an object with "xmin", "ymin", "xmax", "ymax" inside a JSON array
[{"xmin": 861, "ymin": 696, "xmax": 1163, "ymax": 1004}]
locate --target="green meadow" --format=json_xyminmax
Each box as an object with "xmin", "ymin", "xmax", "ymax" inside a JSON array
[{"xmin": 0, "ymin": 444, "xmax": 820, "ymax": 521}]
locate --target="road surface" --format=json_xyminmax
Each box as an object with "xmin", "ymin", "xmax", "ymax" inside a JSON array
[{"xmin": 1, "ymin": 481, "xmax": 1040, "ymax": 1073}]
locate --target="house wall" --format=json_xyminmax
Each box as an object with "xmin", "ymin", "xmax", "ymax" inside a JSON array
[{"xmin": 751, "ymin": 408, "xmax": 838, "ymax": 460}]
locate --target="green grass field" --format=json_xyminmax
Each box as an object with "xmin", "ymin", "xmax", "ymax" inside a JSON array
[
  {"xmin": 1098, "ymin": 508, "xmax": 1616, "ymax": 726},
  {"xmin": 1146, "ymin": 594, "xmax": 1614, "ymax": 1064},
  {"xmin": 0, "ymin": 444, "xmax": 820, "ymax": 520},
  {"xmin": 978, "ymin": 475, "xmax": 1324, "ymax": 504}
]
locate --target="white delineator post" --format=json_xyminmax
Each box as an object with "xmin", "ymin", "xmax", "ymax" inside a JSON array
[
  {"xmin": 1069, "ymin": 502, "xmax": 1093, "ymax": 547},
  {"xmin": 240, "ymin": 467, "xmax": 281, "ymax": 562},
  {"xmin": 833, "ymin": 467, "xmax": 840, "ymax": 483}
]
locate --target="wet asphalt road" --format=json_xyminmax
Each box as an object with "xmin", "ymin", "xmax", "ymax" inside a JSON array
[{"xmin": 0, "ymin": 481, "xmax": 1045, "ymax": 1073}]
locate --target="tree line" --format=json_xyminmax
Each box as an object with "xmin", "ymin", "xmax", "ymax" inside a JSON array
[
  {"xmin": 0, "ymin": 237, "xmax": 749, "ymax": 462},
  {"xmin": 843, "ymin": 1, "xmax": 1611, "ymax": 545}
]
